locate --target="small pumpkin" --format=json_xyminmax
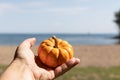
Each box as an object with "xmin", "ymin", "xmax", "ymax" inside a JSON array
[{"xmin": 38, "ymin": 36, "xmax": 74, "ymax": 68}]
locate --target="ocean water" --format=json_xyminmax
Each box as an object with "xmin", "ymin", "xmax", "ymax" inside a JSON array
[{"xmin": 0, "ymin": 33, "xmax": 119, "ymax": 46}]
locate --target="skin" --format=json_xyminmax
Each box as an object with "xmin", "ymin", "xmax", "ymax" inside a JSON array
[{"xmin": 0, "ymin": 38, "xmax": 80, "ymax": 80}]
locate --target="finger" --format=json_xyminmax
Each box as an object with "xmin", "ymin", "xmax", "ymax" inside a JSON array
[
  {"xmin": 54, "ymin": 57, "xmax": 80, "ymax": 77},
  {"xmin": 14, "ymin": 38, "xmax": 36, "ymax": 60},
  {"xmin": 20, "ymin": 38, "xmax": 36, "ymax": 48}
]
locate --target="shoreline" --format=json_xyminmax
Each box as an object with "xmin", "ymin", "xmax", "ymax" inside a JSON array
[{"xmin": 0, "ymin": 45, "xmax": 120, "ymax": 67}]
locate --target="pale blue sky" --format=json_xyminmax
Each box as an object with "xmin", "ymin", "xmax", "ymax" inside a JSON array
[{"xmin": 0, "ymin": 0, "xmax": 120, "ymax": 34}]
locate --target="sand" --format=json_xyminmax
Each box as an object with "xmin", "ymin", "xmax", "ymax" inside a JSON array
[{"xmin": 0, "ymin": 45, "xmax": 120, "ymax": 67}]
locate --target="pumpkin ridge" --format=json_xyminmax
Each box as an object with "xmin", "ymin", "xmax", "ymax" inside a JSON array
[
  {"xmin": 58, "ymin": 48, "xmax": 67, "ymax": 65},
  {"xmin": 63, "ymin": 47, "xmax": 73, "ymax": 59},
  {"xmin": 45, "ymin": 48, "xmax": 59, "ymax": 67},
  {"xmin": 43, "ymin": 40, "xmax": 53, "ymax": 47},
  {"xmin": 58, "ymin": 48, "xmax": 63, "ymax": 66},
  {"xmin": 49, "ymin": 38, "xmax": 55, "ymax": 45},
  {"xmin": 44, "ymin": 46, "xmax": 53, "ymax": 65},
  {"xmin": 45, "ymin": 52, "xmax": 50, "ymax": 66}
]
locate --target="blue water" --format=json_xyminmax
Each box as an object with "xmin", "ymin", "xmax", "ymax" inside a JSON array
[{"xmin": 0, "ymin": 33, "xmax": 119, "ymax": 45}]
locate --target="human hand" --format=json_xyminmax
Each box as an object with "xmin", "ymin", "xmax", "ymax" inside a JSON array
[{"xmin": 14, "ymin": 38, "xmax": 80, "ymax": 80}]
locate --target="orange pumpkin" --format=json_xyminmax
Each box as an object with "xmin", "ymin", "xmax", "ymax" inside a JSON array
[{"xmin": 38, "ymin": 36, "xmax": 74, "ymax": 68}]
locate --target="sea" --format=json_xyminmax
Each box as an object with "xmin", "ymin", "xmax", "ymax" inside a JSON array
[{"xmin": 0, "ymin": 33, "xmax": 119, "ymax": 46}]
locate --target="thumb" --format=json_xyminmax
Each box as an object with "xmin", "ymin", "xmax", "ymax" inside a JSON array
[
  {"xmin": 14, "ymin": 38, "xmax": 36, "ymax": 59},
  {"xmin": 20, "ymin": 38, "xmax": 36, "ymax": 48}
]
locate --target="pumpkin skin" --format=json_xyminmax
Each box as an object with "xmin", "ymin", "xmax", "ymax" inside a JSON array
[{"xmin": 38, "ymin": 36, "xmax": 74, "ymax": 68}]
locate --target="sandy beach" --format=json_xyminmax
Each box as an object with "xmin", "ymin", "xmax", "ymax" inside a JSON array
[{"xmin": 0, "ymin": 45, "xmax": 120, "ymax": 67}]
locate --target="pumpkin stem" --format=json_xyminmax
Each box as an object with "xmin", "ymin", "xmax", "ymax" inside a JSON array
[{"xmin": 52, "ymin": 36, "xmax": 58, "ymax": 48}]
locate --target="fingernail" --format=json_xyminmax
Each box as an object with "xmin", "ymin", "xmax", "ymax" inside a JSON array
[{"xmin": 76, "ymin": 58, "xmax": 80, "ymax": 63}]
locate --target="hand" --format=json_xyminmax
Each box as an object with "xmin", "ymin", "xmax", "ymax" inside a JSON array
[{"xmin": 14, "ymin": 38, "xmax": 80, "ymax": 80}]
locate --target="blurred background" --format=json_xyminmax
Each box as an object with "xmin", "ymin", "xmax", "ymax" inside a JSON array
[
  {"xmin": 1, "ymin": 0, "xmax": 120, "ymax": 80},
  {"xmin": 0, "ymin": 0, "xmax": 120, "ymax": 45}
]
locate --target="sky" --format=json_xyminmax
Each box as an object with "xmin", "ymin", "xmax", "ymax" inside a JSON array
[{"xmin": 0, "ymin": 0, "xmax": 120, "ymax": 34}]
